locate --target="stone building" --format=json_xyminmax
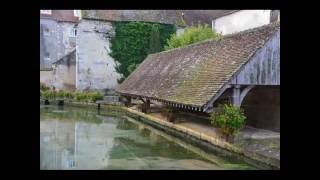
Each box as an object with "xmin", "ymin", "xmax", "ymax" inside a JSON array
[
  {"xmin": 116, "ymin": 22, "xmax": 280, "ymax": 132},
  {"xmin": 211, "ymin": 10, "xmax": 280, "ymax": 35},
  {"xmin": 40, "ymin": 10, "xmax": 80, "ymax": 67},
  {"xmin": 42, "ymin": 10, "xmax": 277, "ymax": 92},
  {"xmin": 51, "ymin": 49, "xmax": 76, "ymax": 91},
  {"xmin": 40, "ymin": 10, "xmax": 80, "ymax": 90}
]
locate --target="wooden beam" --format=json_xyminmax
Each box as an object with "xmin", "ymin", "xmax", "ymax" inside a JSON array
[
  {"xmin": 232, "ymin": 85, "xmax": 241, "ymax": 106},
  {"xmin": 145, "ymin": 99, "xmax": 150, "ymax": 114},
  {"xmin": 203, "ymin": 83, "xmax": 232, "ymax": 112},
  {"xmin": 240, "ymin": 85, "xmax": 255, "ymax": 104}
]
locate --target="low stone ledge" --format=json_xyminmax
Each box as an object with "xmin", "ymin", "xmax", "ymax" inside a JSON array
[{"xmin": 122, "ymin": 107, "xmax": 279, "ymax": 169}]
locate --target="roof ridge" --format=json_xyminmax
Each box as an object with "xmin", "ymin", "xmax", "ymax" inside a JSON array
[
  {"xmin": 148, "ymin": 21, "xmax": 280, "ymax": 57},
  {"xmin": 222, "ymin": 21, "xmax": 280, "ymax": 39}
]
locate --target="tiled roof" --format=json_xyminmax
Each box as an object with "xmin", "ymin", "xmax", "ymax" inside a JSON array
[
  {"xmin": 82, "ymin": 10, "xmax": 237, "ymax": 26},
  {"xmin": 40, "ymin": 10, "xmax": 79, "ymax": 23},
  {"xmin": 116, "ymin": 22, "xmax": 280, "ymax": 108}
]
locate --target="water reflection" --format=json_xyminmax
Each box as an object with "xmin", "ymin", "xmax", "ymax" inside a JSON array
[{"xmin": 40, "ymin": 105, "xmax": 255, "ymax": 170}]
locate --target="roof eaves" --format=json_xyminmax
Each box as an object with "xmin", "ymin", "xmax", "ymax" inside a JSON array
[{"xmin": 202, "ymin": 27, "xmax": 280, "ymax": 109}]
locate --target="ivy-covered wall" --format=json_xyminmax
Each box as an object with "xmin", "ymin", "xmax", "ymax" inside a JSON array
[{"xmin": 109, "ymin": 21, "xmax": 176, "ymax": 82}]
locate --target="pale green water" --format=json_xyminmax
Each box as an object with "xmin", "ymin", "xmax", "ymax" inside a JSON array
[{"xmin": 40, "ymin": 105, "xmax": 256, "ymax": 170}]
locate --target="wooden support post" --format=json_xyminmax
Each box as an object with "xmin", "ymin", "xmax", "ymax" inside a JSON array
[
  {"xmin": 232, "ymin": 85, "xmax": 241, "ymax": 106},
  {"xmin": 240, "ymin": 85, "xmax": 255, "ymax": 104},
  {"xmin": 44, "ymin": 99, "xmax": 50, "ymax": 105},
  {"xmin": 232, "ymin": 85, "xmax": 255, "ymax": 107},
  {"xmin": 57, "ymin": 100, "xmax": 64, "ymax": 106},
  {"xmin": 145, "ymin": 99, "xmax": 150, "ymax": 114},
  {"xmin": 125, "ymin": 96, "xmax": 132, "ymax": 107}
]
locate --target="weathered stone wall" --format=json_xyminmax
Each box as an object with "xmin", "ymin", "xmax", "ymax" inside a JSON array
[
  {"xmin": 52, "ymin": 51, "xmax": 76, "ymax": 91},
  {"xmin": 231, "ymin": 30, "xmax": 280, "ymax": 85},
  {"xmin": 76, "ymin": 19, "xmax": 121, "ymax": 91},
  {"xmin": 40, "ymin": 19, "xmax": 77, "ymax": 66},
  {"xmin": 242, "ymin": 86, "xmax": 280, "ymax": 132},
  {"xmin": 270, "ymin": 10, "xmax": 280, "ymax": 23},
  {"xmin": 212, "ymin": 10, "xmax": 271, "ymax": 35},
  {"xmin": 57, "ymin": 22, "xmax": 77, "ymax": 58},
  {"xmin": 40, "ymin": 70, "xmax": 54, "ymax": 87},
  {"xmin": 40, "ymin": 19, "xmax": 58, "ymax": 66}
]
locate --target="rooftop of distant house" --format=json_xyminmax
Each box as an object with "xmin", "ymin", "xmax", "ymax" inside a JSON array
[
  {"xmin": 40, "ymin": 10, "xmax": 80, "ymax": 23},
  {"xmin": 81, "ymin": 10, "xmax": 238, "ymax": 27}
]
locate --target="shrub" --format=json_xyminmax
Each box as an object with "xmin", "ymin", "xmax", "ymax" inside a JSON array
[
  {"xmin": 210, "ymin": 104, "xmax": 246, "ymax": 137},
  {"xmin": 41, "ymin": 89, "xmax": 103, "ymax": 103},
  {"xmin": 56, "ymin": 90, "xmax": 66, "ymax": 99},
  {"xmin": 74, "ymin": 91, "xmax": 86, "ymax": 102},
  {"xmin": 165, "ymin": 24, "xmax": 222, "ymax": 50},
  {"xmin": 40, "ymin": 83, "xmax": 50, "ymax": 91},
  {"xmin": 41, "ymin": 90, "xmax": 56, "ymax": 100},
  {"xmin": 64, "ymin": 91, "xmax": 74, "ymax": 99},
  {"xmin": 87, "ymin": 92, "xmax": 103, "ymax": 103}
]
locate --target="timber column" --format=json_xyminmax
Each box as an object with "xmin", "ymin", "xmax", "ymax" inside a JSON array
[
  {"xmin": 232, "ymin": 85, "xmax": 255, "ymax": 107},
  {"xmin": 125, "ymin": 96, "xmax": 132, "ymax": 107},
  {"xmin": 145, "ymin": 99, "xmax": 151, "ymax": 113},
  {"xmin": 232, "ymin": 85, "xmax": 241, "ymax": 106}
]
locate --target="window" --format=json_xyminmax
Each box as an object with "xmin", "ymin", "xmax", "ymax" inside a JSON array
[
  {"xmin": 69, "ymin": 27, "xmax": 77, "ymax": 37},
  {"xmin": 74, "ymin": 10, "xmax": 81, "ymax": 17},
  {"xmin": 41, "ymin": 10, "xmax": 52, "ymax": 15},
  {"xmin": 43, "ymin": 26, "xmax": 50, "ymax": 36},
  {"xmin": 44, "ymin": 52, "xmax": 50, "ymax": 61}
]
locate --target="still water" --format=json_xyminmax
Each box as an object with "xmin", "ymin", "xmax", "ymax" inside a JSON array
[{"xmin": 40, "ymin": 105, "xmax": 256, "ymax": 170}]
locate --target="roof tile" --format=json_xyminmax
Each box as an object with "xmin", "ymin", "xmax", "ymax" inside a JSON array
[{"xmin": 116, "ymin": 22, "xmax": 280, "ymax": 107}]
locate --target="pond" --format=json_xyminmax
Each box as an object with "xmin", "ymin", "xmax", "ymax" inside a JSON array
[{"xmin": 40, "ymin": 105, "xmax": 256, "ymax": 170}]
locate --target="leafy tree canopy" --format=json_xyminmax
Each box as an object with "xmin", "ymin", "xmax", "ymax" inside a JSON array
[{"xmin": 165, "ymin": 24, "xmax": 222, "ymax": 50}]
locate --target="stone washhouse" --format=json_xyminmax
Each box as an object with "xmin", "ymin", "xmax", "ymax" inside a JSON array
[{"xmin": 116, "ymin": 22, "xmax": 280, "ymax": 132}]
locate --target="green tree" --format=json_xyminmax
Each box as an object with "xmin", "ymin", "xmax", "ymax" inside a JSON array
[{"xmin": 165, "ymin": 24, "xmax": 222, "ymax": 50}]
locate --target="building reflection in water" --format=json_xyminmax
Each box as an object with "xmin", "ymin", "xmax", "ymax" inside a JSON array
[{"xmin": 40, "ymin": 117, "xmax": 117, "ymax": 170}]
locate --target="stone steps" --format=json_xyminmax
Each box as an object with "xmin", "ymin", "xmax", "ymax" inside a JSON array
[
  {"xmin": 96, "ymin": 94, "xmax": 123, "ymax": 105},
  {"xmin": 103, "ymin": 95, "xmax": 119, "ymax": 102}
]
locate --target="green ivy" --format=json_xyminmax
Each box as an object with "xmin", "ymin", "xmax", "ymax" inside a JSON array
[{"xmin": 109, "ymin": 21, "xmax": 176, "ymax": 82}]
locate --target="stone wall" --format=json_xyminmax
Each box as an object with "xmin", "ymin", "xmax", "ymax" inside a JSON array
[
  {"xmin": 52, "ymin": 51, "xmax": 76, "ymax": 91},
  {"xmin": 40, "ymin": 70, "xmax": 54, "ymax": 87},
  {"xmin": 231, "ymin": 30, "xmax": 280, "ymax": 85},
  {"xmin": 76, "ymin": 19, "xmax": 121, "ymax": 91},
  {"xmin": 40, "ymin": 19, "xmax": 77, "ymax": 66}
]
